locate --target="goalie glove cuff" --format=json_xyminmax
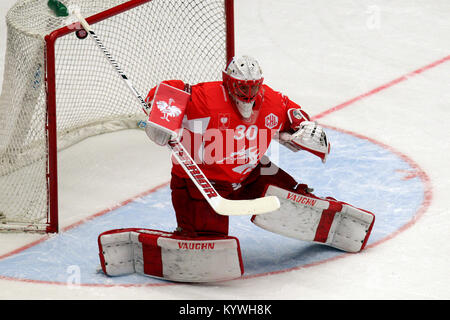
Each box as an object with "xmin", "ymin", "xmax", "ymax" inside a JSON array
[{"xmin": 287, "ymin": 107, "xmax": 310, "ymax": 131}]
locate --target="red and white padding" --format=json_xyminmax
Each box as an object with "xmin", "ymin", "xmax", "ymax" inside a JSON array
[
  {"xmin": 98, "ymin": 228, "xmax": 244, "ymax": 282},
  {"xmin": 252, "ymin": 185, "xmax": 375, "ymax": 252}
]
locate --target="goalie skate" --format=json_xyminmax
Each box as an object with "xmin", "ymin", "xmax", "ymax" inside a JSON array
[{"xmin": 251, "ymin": 185, "xmax": 375, "ymax": 252}]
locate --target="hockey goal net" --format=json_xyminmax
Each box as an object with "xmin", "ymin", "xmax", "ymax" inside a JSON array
[{"xmin": 0, "ymin": 0, "xmax": 234, "ymax": 232}]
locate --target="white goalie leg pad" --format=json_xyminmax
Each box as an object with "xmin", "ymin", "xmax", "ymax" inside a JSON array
[
  {"xmin": 98, "ymin": 228, "xmax": 137, "ymax": 276},
  {"xmin": 98, "ymin": 228, "xmax": 244, "ymax": 282},
  {"xmin": 251, "ymin": 185, "xmax": 375, "ymax": 252}
]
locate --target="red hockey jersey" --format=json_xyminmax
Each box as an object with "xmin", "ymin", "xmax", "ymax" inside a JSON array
[{"xmin": 146, "ymin": 80, "xmax": 309, "ymax": 184}]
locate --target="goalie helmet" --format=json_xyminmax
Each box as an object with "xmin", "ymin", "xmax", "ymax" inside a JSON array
[{"xmin": 222, "ymin": 55, "xmax": 264, "ymax": 119}]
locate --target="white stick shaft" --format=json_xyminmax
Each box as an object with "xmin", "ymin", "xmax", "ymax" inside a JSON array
[{"xmin": 170, "ymin": 141, "xmax": 280, "ymax": 216}]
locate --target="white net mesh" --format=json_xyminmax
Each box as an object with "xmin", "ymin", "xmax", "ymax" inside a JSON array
[{"xmin": 0, "ymin": 0, "xmax": 230, "ymax": 231}]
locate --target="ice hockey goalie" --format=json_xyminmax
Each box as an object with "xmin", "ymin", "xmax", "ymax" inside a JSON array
[{"xmin": 98, "ymin": 55, "xmax": 375, "ymax": 283}]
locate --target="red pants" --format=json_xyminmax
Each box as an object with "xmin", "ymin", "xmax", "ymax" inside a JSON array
[{"xmin": 170, "ymin": 161, "xmax": 309, "ymax": 236}]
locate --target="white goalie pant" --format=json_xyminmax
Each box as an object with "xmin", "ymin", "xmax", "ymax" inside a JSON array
[
  {"xmin": 98, "ymin": 228, "xmax": 244, "ymax": 282},
  {"xmin": 252, "ymin": 185, "xmax": 375, "ymax": 252}
]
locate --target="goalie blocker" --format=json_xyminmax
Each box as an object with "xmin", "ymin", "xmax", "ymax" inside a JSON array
[
  {"xmin": 252, "ymin": 185, "xmax": 375, "ymax": 252},
  {"xmin": 98, "ymin": 228, "xmax": 244, "ymax": 282}
]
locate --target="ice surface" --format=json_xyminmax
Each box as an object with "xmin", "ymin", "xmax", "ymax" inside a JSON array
[{"xmin": 0, "ymin": 0, "xmax": 449, "ymax": 299}]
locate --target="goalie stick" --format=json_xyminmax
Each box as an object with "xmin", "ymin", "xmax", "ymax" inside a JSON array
[{"xmin": 72, "ymin": 11, "xmax": 280, "ymax": 216}]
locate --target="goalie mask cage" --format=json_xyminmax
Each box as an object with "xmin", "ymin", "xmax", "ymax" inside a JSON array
[{"xmin": 0, "ymin": 0, "xmax": 235, "ymax": 233}]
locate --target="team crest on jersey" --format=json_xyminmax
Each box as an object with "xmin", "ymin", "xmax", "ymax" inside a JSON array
[
  {"xmin": 265, "ymin": 113, "xmax": 279, "ymax": 129},
  {"xmin": 156, "ymin": 98, "xmax": 182, "ymax": 122},
  {"xmin": 218, "ymin": 113, "xmax": 231, "ymax": 130}
]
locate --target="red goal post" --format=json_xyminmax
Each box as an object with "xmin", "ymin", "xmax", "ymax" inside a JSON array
[{"xmin": 0, "ymin": 0, "xmax": 235, "ymax": 233}]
